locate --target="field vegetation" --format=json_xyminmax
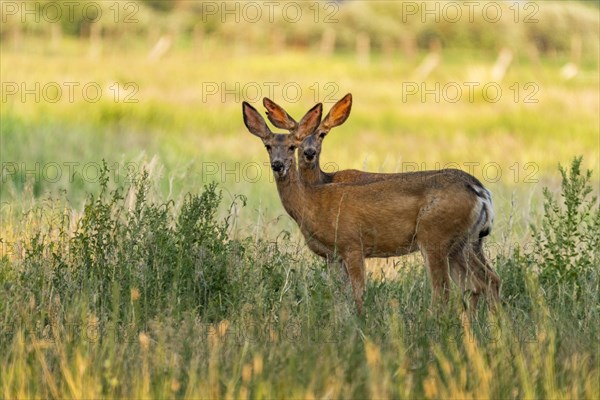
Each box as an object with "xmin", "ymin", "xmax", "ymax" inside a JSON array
[{"xmin": 1, "ymin": 0, "xmax": 599, "ymax": 397}]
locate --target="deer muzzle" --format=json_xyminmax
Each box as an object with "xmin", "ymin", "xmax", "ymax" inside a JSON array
[{"xmin": 303, "ymin": 148, "xmax": 316, "ymax": 161}]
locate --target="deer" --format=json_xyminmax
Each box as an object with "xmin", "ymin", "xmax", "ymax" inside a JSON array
[
  {"xmin": 242, "ymin": 100, "xmax": 499, "ymax": 315},
  {"xmin": 262, "ymin": 95, "xmax": 501, "ymax": 313}
]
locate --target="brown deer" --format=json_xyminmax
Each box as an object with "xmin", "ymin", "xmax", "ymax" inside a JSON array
[
  {"xmin": 262, "ymin": 95, "xmax": 501, "ymax": 312},
  {"xmin": 242, "ymin": 100, "xmax": 499, "ymax": 314}
]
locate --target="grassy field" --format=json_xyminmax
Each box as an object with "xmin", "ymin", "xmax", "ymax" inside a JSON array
[{"xmin": 1, "ymin": 33, "xmax": 599, "ymax": 397}]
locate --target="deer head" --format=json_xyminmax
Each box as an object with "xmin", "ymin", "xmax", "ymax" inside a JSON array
[
  {"xmin": 242, "ymin": 101, "xmax": 322, "ymax": 180},
  {"xmin": 263, "ymin": 94, "xmax": 352, "ymax": 170}
]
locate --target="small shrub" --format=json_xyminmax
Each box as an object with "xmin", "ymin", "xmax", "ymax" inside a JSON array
[{"xmin": 531, "ymin": 157, "xmax": 600, "ymax": 297}]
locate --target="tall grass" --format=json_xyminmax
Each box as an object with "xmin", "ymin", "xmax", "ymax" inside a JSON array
[
  {"xmin": 1, "ymin": 158, "xmax": 598, "ymax": 398},
  {"xmin": 2, "ymin": 3, "xmax": 598, "ymax": 397}
]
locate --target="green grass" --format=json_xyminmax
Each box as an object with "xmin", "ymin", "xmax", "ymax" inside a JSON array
[
  {"xmin": 1, "ymin": 34, "xmax": 599, "ymax": 397},
  {"xmin": 0, "ymin": 159, "xmax": 598, "ymax": 398}
]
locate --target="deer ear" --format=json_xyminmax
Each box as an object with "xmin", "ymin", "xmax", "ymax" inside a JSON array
[
  {"xmin": 263, "ymin": 98, "xmax": 298, "ymax": 131},
  {"xmin": 321, "ymin": 93, "xmax": 352, "ymax": 132},
  {"xmin": 295, "ymin": 103, "xmax": 323, "ymax": 140},
  {"xmin": 243, "ymin": 102, "xmax": 271, "ymax": 139}
]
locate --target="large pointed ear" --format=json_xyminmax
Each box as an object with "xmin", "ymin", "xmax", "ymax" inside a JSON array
[
  {"xmin": 243, "ymin": 101, "xmax": 271, "ymax": 139},
  {"xmin": 319, "ymin": 93, "xmax": 352, "ymax": 134},
  {"xmin": 263, "ymin": 98, "xmax": 298, "ymax": 131},
  {"xmin": 294, "ymin": 103, "xmax": 323, "ymax": 141}
]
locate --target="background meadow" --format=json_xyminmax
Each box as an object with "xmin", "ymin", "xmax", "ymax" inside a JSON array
[{"xmin": 1, "ymin": 1, "xmax": 599, "ymax": 398}]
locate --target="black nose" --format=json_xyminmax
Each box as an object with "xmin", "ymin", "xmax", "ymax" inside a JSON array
[
  {"xmin": 304, "ymin": 149, "xmax": 316, "ymax": 160},
  {"xmin": 271, "ymin": 161, "xmax": 284, "ymax": 172}
]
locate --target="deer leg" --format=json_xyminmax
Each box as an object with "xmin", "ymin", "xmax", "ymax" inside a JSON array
[
  {"xmin": 448, "ymin": 245, "xmax": 485, "ymax": 317},
  {"xmin": 342, "ymin": 252, "xmax": 366, "ymax": 315},
  {"xmin": 420, "ymin": 244, "xmax": 451, "ymax": 308},
  {"xmin": 471, "ymin": 240, "xmax": 502, "ymax": 307},
  {"xmin": 415, "ymin": 206, "xmax": 455, "ymax": 309}
]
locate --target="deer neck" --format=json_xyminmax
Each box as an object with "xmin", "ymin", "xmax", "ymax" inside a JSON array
[
  {"xmin": 299, "ymin": 156, "xmax": 329, "ymax": 185},
  {"xmin": 273, "ymin": 157, "xmax": 309, "ymax": 223},
  {"xmin": 274, "ymin": 157, "xmax": 331, "ymax": 252}
]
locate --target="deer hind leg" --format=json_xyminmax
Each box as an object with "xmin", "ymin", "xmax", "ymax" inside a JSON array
[
  {"xmin": 416, "ymin": 205, "xmax": 456, "ymax": 309},
  {"xmin": 341, "ymin": 251, "xmax": 366, "ymax": 315},
  {"xmin": 471, "ymin": 240, "xmax": 502, "ymax": 308},
  {"xmin": 448, "ymin": 245, "xmax": 486, "ymax": 316},
  {"xmin": 419, "ymin": 243, "xmax": 451, "ymax": 308}
]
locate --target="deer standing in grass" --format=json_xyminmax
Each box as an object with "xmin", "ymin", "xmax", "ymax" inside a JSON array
[
  {"xmin": 263, "ymin": 95, "xmax": 501, "ymax": 313},
  {"xmin": 243, "ymin": 100, "xmax": 499, "ymax": 314}
]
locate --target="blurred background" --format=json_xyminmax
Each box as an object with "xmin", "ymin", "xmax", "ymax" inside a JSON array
[{"xmin": 1, "ymin": 0, "xmax": 599, "ymax": 239}]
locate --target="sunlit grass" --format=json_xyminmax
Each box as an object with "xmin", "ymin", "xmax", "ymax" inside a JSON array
[
  {"xmin": 1, "ymin": 33, "xmax": 599, "ymax": 397},
  {"xmin": 0, "ymin": 159, "xmax": 598, "ymax": 398}
]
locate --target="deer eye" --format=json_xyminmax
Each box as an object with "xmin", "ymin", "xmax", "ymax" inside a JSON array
[
  {"xmin": 319, "ymin": 132, "xmax": 326, "ymax": 139},
  {"xmin": 265, "ymin": 144, "xmax": 272, "ymax": 151},
  {"xmin": 289, "ymin": 145, "xmax": 296, "ymax": 151}
]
